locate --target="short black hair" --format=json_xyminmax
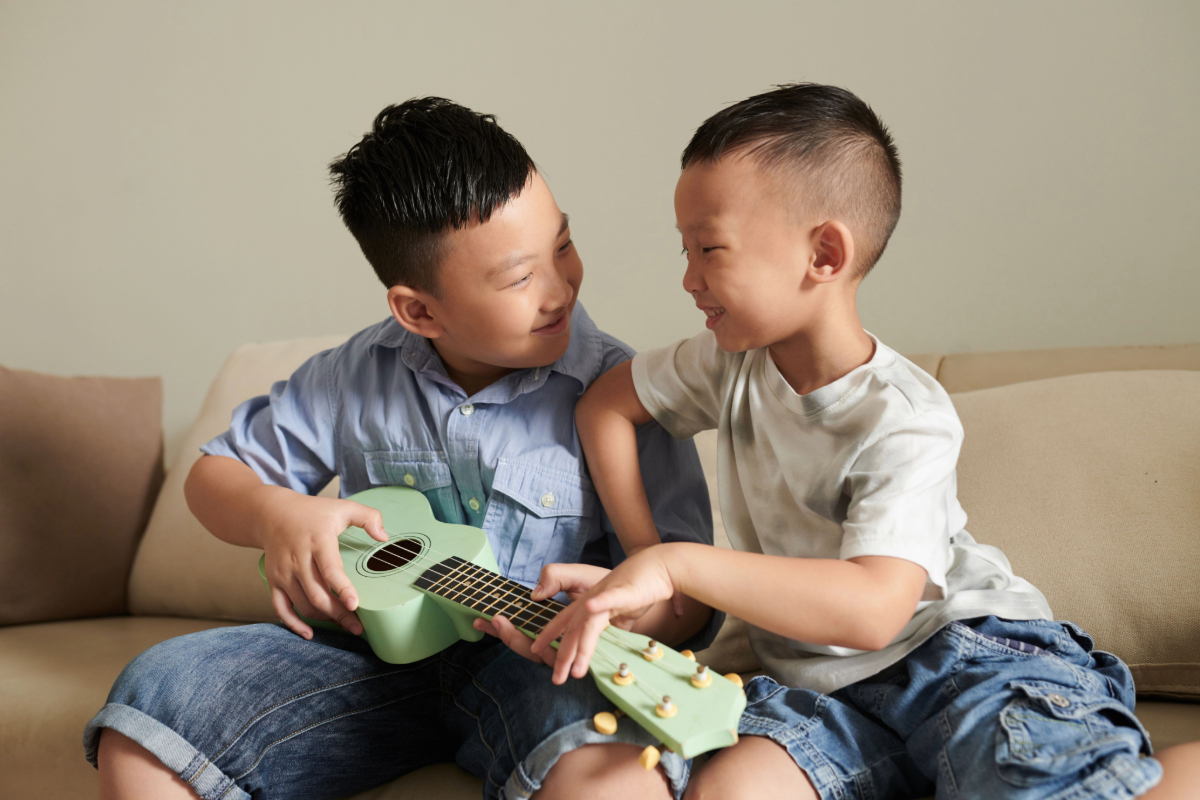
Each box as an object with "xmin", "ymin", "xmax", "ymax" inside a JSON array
[
  {"xmin": 682, "ymin": 83, "xmax": 902, "ymax": 277},
  {"xmin": 329, "ymin": 97, "xmax": 536, "ymax": 293}
]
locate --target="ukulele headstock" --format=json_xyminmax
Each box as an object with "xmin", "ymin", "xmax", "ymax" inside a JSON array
[{"xmin": 587, "ymin": 627, "xmax": 745, "ymax": 759}]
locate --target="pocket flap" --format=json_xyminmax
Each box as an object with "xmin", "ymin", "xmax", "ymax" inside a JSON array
[
  {"xmin": 364, "ymin": 451, "xmax": 453, "ymax": 492},
  {"xmin": 491, "ymin": 458, "xmax": 596, "ymax": 519}
]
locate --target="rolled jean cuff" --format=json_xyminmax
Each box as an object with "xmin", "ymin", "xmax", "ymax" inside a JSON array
[
  {"xmin": 501, "ymin": 717, "xmax": 690, "ymax": 800},
  {"xmin": 84, "ymin": 703, "xmax": 251, "ymax": 800}
]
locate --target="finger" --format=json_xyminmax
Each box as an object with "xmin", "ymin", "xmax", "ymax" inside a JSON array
[
  {"xmin": 584, "ymin": 584, "xmax": 645, "ymax": 616},
  {"xmin": 297, "ymin": 560, "xmax": 345, "ymax": 622},
  {"xmin": 473, "ymin": 617, "xmax": 500, "ymax": 638},
  {"xmin": 570, "ymin": 611, "xmax": 612, "ymax": 680},
  {"xmin": 284, "ymin": 573, "xmax": 333, "ymax": 625},
  {"xmin": 672, "ymin": 590, "xmax": 686, "ymax": 618},
  {"xmin": 532, "ymin": 563, "xmax": 609, "ymax": 601},
  {"xmin": 271, "ymin": 585, "xmax": 313, "ymax": 640},
  {"xmin": 551, "ymin": 625, "xmax": 579, "ymax": 685},
  {"xmin": 348, "ymin": 503, "xmax": 388, "ymax": 542},
  {"xmin": 492, "ymin": 615, "xmax": 557, "ymax": 667},
  {"xmin": 531, "ymin": 602, "xmax": 577, "ymax": 656},
  {"xmin": 314, "ymin": 546, "xmax": 360, "ymax": 614}
]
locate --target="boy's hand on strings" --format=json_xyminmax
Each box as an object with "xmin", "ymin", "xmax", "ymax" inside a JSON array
[
  {"xmin": 259, "ymin": 492, "xmax": 386, "ymax": 640},
  {"xmin": 531, "ymin": 546, "xmax": 677, "ymax": 685},
  {"xmin": 472, "ymin": 562, "xmax": 611, "ymax": 666}
]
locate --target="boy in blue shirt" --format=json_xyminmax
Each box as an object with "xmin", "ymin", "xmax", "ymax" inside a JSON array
[
  {"xmin": 541, "ymin": 84, "xmax": 1200, "ymax": 798},
  {"xmin": 85, "ymin": 98, "xmax": 716, "ymax": 800}
]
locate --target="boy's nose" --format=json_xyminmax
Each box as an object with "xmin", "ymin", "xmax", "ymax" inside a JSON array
[
  {"xmin": 543, "ymin": 268, "xmax": 575, "ymax": 313},
  {"xmin": 682, "ymin": 260, "xmax": 706, "ymax": 294}
]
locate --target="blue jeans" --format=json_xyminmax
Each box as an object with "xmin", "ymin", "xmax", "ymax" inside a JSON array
[
  {"xmin": 738, "ymin": 617, "xmax": 1162, "ymax": 799},
  {"xmin": 83, "ymin": 624, "xmax": 690, "ymax": 800}
]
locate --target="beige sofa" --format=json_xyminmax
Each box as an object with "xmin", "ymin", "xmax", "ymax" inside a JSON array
[{"xmin": 2, "ymin": 339, "xmax": 1199, "ymax": 799}]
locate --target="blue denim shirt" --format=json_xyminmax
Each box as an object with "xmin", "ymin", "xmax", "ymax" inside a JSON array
[{"xmin": 202, "ymin": 304, "xmax": 714, "ymax": 589}]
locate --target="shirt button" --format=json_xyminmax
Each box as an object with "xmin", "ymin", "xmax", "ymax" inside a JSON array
[
  {"xmin": 540, "ymin": 492, "xmax": 555, "ymax": 508},
  {"xmin": 403, "ymin": 473, "xmax": 415, "ymax": 487},
  {"xmin": 460, "ymin": 404, "xmax": 475, "ymax": 416},
  {"xmin": 1048, "ymin": 693, "xmax": 1070, "ymax": 708},
  {"xmin": 468, "ymin": 497, "xmax": 481, "ymax": 512}
]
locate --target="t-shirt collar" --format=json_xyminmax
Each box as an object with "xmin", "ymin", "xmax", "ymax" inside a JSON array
[{"xmin": 764, "ymin": 331, "xmax": 894, "ymax": 416}]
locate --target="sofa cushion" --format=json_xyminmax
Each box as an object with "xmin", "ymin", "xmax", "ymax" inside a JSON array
[
  {"xmin": 0, "ymin": 616, "xmax": 238, "ymax": 799},
  {"xmin": 953, "ymin": 370, "xmax": 1200, "ymax": 694},
  {"xmin": 938, "ymin": 342, "xmax": 1200, "ymax": 393},
  {"xmin": 0, "ymin": 367, "xmax": 163, "ymax": 626},
  {"xmin": 128, "ymin": 336, "xmax": 347, "ymax": 621}
]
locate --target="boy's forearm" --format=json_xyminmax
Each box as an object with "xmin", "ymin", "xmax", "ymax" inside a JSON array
[
  {"xmin": 661, "ymin": 542, "xmax": 927, "ymax": 652},
  {"xmin": 184, "ymin": 455, "xmax": 288, "ymax": 549},
  {"xmin": 575, "ymin": 362, "xmax": 660, "ymax": 550}
]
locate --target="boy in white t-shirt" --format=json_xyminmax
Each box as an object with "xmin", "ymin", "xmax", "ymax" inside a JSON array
[{"xmin": 522, "ymin": 85, "xmax": 1200, "ymax": 798}]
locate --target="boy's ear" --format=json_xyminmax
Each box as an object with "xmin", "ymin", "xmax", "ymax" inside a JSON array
[
  {"xmin": 387, "ymin": 285, "xmax": 446, "ymax": 339},
  {"xmin": 808, "ymin": 220, "xmax": 856, "ymax": 284}
]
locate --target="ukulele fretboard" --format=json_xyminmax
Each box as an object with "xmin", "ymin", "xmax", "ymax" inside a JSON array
[{"xmin": 414, "ymin": 556, "xmax": 566, "ymax": 635}]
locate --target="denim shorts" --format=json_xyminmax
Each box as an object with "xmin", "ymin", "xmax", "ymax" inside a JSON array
[
  {"xmin": 83, "ymin": 624, "xmax": 689, "ymax": 800},
  {"xmin": 737, "ymin": 617, "xmax": 1162, "ymax": 800}
]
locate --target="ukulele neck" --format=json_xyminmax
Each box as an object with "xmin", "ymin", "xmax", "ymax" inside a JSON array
[{"xmin": 413, "ymin": 556, "xmax": 562, "ymax": 636}]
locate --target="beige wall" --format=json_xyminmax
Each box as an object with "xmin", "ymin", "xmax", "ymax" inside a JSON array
[{"xmin": 2, "ymin": 1, "xmax": 1197, "ymax": 461}]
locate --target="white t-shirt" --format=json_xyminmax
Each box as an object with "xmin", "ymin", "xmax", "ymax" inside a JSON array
[{"xmin": 632, "ymin": 330, "xmax": 1052, "ymax": 693}]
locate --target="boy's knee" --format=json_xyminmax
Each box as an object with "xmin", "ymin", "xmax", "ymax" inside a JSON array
[
  {"xmin": 685, "ymin": 737, "xmax": 816, "ymax": 800},
  {"xmin": 534, "ymin": 743, "xmax": 673, "ymax": 800}
]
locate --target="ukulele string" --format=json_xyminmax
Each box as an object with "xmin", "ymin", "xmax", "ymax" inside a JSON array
[
  {"xmin": 330, "ymin": 529, "xmax": 658, "ymax": 666},
  {"xmin": 327, "ymin": 531, "xmax": 680, "ymax": 704}
]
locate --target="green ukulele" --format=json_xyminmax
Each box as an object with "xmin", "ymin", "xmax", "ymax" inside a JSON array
[{"xmin": 258, "ymin": 486, "xmax": 745, "ymax": 762}]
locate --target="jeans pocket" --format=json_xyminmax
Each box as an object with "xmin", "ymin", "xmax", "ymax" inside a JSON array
[{"xmin": 995, "ymin": 681, "xmax": 1152, "ymax": 788}]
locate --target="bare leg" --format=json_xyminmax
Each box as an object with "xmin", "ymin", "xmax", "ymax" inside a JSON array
[
  {"xmin": 685, "ymin": 736, "xmax": 816, "ymax": 800},
  {"xmin": 98, "ymin": 729, "xmax": 198, "ymax": 800},
  {"xmin": 533, "ymin": 743, "xmax": 673, "ymax": 800},
  {"xmin": 1141, "ymin": 742, "xmax": 1200, "ymax": 800}
]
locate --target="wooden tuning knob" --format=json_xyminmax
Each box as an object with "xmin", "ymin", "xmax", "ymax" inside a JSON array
[
  {"xmin": 723, "ymin": 672, "xmax": 744, "ymax": 688},
  {"xmin": 592, "ymin": 711, "xmax": 618, "ymax": 735},
  {"xmin": 680, "ymin": 649, "xmax": 696, "ymax": 661},
  {"xmin": 612, "ymin": 662, "xmax": 634, "ymax": 686},
  {"xmin": 639, "ymin": 745, "xmax": 661, "ymax": 771}
]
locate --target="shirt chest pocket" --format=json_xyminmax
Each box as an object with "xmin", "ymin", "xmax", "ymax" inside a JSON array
[
  {"xmin": 363, "ymin": 451, "xmax": 465, "ymax": 525},
  {"xmin": 485, "ymin": 458, "xmax": 599, "ymax": 584}
]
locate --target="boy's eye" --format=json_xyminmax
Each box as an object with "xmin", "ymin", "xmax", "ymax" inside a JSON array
[
  {"xmin": 509, "ymin": 274, "xmax": 533, "ymax": 288},
  {"xmin": 557, "ymin": 239, "xmax": 573, "ymax": 254}
]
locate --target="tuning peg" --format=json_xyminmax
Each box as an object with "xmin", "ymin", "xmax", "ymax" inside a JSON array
[
  {"xmin": 680, "ymin": 649, "xmax": 696, "ymax": 661},
  {"xmin": 655, "ymin": 695, "xmax": 677, "ymax": 718},
  {"xmin": 691, "ymin": 663, "xmax": 712, "ymax": 688},
  {"xmin": 642, "ymin": 639, "xmax": 663, "ymax": 661},
  {"xmin": 639, "ymin": 745, "xmax": 661, "ymax": 770},
  {"xmin": 612, "ymin": 662, "xmax": 634, "ymax": 685},
  {"xmin": 593, "ymin": 711, "xmax": 618, "ymax": 735},
  {"xmin": 724, "ymin": 672, "xmax": 744, "ymax": 688}
]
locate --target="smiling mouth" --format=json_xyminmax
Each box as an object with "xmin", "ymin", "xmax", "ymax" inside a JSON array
[
  {"xmin": 533, "ymin": 314, "xmax": 568, "ymax": 335},
  {"xmin": 701, "ymin": 306, "xmax": 726, "ymax": 330}
]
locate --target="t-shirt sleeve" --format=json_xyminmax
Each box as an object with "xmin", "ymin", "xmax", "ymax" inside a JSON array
[
  {"xmin": 838, "ymin": 408, "xmax": 964, "ymax": 586},
  {"xmin": 199, "ymin": 349, "xmax": 338, "ymax": 496},
  {"xmin": 630, "ymin": 330, "xmax": 731, "ymax": 439}
]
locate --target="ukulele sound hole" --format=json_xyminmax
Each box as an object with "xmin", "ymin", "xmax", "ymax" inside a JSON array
[{"xmin": 366, "ymin": 539, "xmax": 423, "ymax": 573}]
